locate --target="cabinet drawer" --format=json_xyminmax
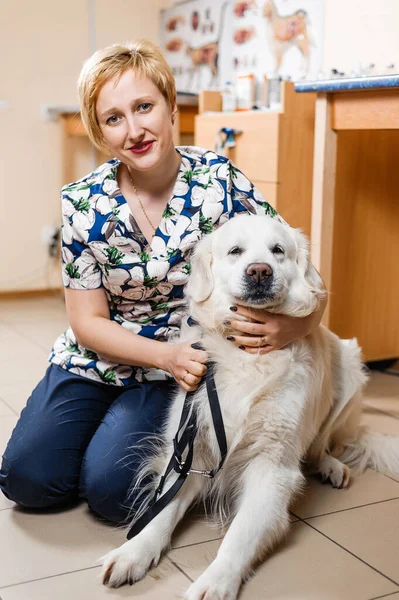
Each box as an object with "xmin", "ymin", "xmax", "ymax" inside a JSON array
[{"xmin": 195, "ymin": 111, "xmax": 280, "ymax": 183}]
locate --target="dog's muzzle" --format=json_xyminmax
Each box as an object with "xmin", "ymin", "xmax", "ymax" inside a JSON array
[
  {"xmin": 246, "ymin": 263, "xmax": 273, "ymax": 283},
  {"xmin": 242, "ymin": 262, "xmax": 275, "ymax": 303}
]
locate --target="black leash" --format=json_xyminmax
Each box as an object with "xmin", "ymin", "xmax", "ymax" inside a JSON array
[{"xmin": 126, "ymin": 358, "xmax": 227, "ymax": 540}]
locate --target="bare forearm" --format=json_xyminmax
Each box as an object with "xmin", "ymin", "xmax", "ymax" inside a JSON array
[{"xmin": 74, "ymin": 316, "xmax": 171, "ymax": 370}]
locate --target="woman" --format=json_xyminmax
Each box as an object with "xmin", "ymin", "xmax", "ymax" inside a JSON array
[{"xmin": 0, "ymin": 40, "xmax": 325, "ymax": 524}]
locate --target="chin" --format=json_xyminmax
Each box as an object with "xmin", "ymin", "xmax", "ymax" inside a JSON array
[{"xmin": 233, "ymin": 287, "xmax": 285, "ymax": 310}]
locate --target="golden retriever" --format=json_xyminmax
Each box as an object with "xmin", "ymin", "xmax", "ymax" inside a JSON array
[{"xmin": 101, "ymin": 215, "xmax": 399, "ymax": 599}]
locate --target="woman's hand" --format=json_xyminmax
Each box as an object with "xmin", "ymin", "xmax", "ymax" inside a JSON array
[
  {"xmin": 162, "ymin": 341, "xmax": 208, "ymax": 391},
  {"xmin": 225, "ymin": 302, "xmax": 325, "ymax": 354}
]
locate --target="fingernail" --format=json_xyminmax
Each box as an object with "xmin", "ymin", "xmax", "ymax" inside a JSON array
[
  {"xmin": 229, "ymin": 306, "xmax": 237, "ymax": 312},
  {"xmin": 191, "ymin": 342, "xmax": 203, "ymax": 350},
  {"xmin": 226, "ymin": 336, "xmax": 235, "ymax": 341},
  {"xmin": 239, "ymin": 345, "xmax": 245, "ymax": 350},
  {"xmin": 224, "ymin": 320, "xmax": 231, "ymax": 326}
]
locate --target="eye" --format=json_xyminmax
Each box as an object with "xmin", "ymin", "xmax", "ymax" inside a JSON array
[
  {"xmin": 106, "ymin": 114, "xmax": 121, "ymax": 126},
  {"xmin": 272, "ymin": 244, "xmax": 284, "ymax": 255},
  {"xmin": 138, "ymin": 103, "xmax": 152, "ymax": 112},
  {"xmin": 228, "ymin": 246, "xmax": 243, "ymax": 256}
]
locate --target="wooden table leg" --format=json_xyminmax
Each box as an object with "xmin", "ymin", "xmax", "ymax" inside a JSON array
[{"xmin": 310, "ymin": 93, "xmax": 338, "ymax": 326}]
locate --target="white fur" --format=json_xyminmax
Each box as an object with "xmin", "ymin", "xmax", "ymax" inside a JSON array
[{"xmin": 101, "ymin": 215, "xmax": 399, "ymax": 598}]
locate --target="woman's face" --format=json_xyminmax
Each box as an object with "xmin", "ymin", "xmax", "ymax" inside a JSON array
[{"xmin": 96, "ymin": 69, "xmax": 176, "ymax": 173}]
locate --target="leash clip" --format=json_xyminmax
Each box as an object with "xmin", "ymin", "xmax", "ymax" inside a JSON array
[{"xmin": 174, "ymin": 455, "xmax": 214, "ymax": 478}]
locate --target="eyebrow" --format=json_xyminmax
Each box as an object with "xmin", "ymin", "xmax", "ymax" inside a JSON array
[{"xmin": 99, "ymin": 97, "xmax": 154, "ymax": 119}]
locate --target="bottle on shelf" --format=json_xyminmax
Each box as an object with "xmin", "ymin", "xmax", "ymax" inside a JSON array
[{"xmin": 222, "ymin": 81, "xmax": 237, "ymax": 112}]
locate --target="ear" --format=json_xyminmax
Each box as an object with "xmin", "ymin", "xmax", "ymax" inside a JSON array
[
  {"xmin": 186, "ymin": 233, "xmax": 214, "ymax": 303},
  {"xmin": 293, "ymin": 228, "xmax": 326, "ymax": 302},
  {"xmin": 171, "ymin": 102, "xmax": 178, "ymax": 125}
]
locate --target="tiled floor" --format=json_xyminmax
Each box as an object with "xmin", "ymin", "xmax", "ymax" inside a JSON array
[{"xmin": 0, "ymin": 296, "xmax": 398, "ymax": 599}]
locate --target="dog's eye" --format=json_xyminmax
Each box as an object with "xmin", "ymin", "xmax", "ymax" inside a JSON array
[
  {"xmin": 228, "ymin": 246, "xmax": 243, "ymax": 256},
  {"xmin": 272, "ymin": 245, "xmax": 284, "ymax": 255}
]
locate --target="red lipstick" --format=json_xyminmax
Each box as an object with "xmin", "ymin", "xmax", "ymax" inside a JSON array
[{"xmin": 129, "ymin": 141, "xmax": 154, "ymax": 154}]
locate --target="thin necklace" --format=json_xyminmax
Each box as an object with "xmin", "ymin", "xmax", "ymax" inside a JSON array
[{"xmin": 127, "ymin": 168, "xmax": 156, "ymax": 232}]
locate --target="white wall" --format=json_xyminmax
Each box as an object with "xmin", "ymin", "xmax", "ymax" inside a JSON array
[{"xmin": 323, "ymin": 0, "xmax": 399, "ymax": 74}]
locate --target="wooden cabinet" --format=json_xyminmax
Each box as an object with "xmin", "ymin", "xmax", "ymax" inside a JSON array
[{"xmin": 195, "ymin": 83, "xmax": 316, "ymax": 236}]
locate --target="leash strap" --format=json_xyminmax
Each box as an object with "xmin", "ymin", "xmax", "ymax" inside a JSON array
[{"xmin": 126, "ymin": 364, "xmax": 227, "ymax": 540}]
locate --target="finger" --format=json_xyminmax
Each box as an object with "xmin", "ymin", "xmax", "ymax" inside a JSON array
[
  {"xmin": 190, "ymin": 350, "xmax": 209, "ymax": 364},
  {"xmin": 180, "ymin": 380, "xmax": 199, "ymax": 392},
  {"xmin": 244, "ymin": 345, "xmax": 274, "ymax": 354},
  {"xmin": 229, "ymin": 334, "xmax": 269, "ymax": 348},
  {"xmin": 230, "ymin": 304, "xmax": 273, "ymax": 323},
  {"xmin": 230, "ymin": 319, "xmax": 267, "ymax": 335},
  {"xmin": 182, "ymin": 372, "xmax": 202, "ymax": 387},
  {"xmin": 188, "ymin": 360, "xmax": 207, "ymax": 377}
]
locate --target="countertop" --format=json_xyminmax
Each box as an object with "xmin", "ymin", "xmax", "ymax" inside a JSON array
[{"xmin": 294, "ymin": 74, "xmax": 399, "ymax": 93}]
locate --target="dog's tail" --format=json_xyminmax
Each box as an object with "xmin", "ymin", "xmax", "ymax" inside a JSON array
[{"xmin": 339, "ymin": 426, "xmax": 399, "ymax": 477}]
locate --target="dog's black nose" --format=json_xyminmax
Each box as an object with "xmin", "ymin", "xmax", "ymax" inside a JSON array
[{"xmin": 246, "ymin": 263, "xmax": 273, "ymax": 282}]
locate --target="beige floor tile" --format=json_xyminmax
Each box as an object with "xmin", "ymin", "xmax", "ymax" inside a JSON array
[
  {"xmin": 364, "ymin": 372, "xmax": 399, "ymax": 405},
  {"xmin": 11, "ymin": 318, "xmax": 69, "ymax": 352},
  {"xmin": 363, "ymin": 399, "xmax": 399, "ymax": 420},
  {"xmin": 0, "ymin": 381, "xmax": 35, "ymax": 415},
  {"xmin": 171, "ymin": 509, "xmax": 224, "ymax": 549},
  {"xmin": 308, "ymin": 498, "xmax": 399, "ymax": 584},
  {"xmin": 361, "ymin": 372, "xmax": 399, "ymax": 429},
  {"xmin": 0, "ymin": 398, "xmax": 15, "ymax": 417},
  {"xmin": 292, "ymin": 469, "xmax": 399, "ymax": 519},
  {"xmin": 0, "ymin": 324, "xmax": 47, "ymax": 363},
  {"xmin": 172, "ymin": 506, "xmax": 297, "ymax": 550},
  {"xmin": 362, "ymin": 408, "xmax": 399, "ymax": 437},
  {"xmin": 0, "ymin": 503, "xmax": 128, "ymax": 587},
  {"xmin": 0, "ymin": 559, "xmax": 191, "ymax": 600},
  {"xmin": 169, "ymin": 521, "xmax": 398, "ymax": 600},
  {"xmin": 0, "ymin": 354, "xmax": 49, "ymax": 386}
]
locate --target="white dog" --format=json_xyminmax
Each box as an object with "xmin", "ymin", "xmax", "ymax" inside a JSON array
[{"xmin": 101, "ymin": 215, "xmax": 399, "ymax": 599}]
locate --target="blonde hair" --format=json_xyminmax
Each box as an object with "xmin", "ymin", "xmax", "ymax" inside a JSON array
[{"xmin": 77, "ymin": 39, "xmax": 177, "ymax": 152}]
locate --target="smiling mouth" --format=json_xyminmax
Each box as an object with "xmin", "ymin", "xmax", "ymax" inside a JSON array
[{"xmin": 129, "ymin": 141, "xmax": 154, "ymax": 154}]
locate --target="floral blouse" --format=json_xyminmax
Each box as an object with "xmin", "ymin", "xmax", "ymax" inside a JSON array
[{"xmin": 49, "ymin": 146, "xmax": 282, "ymax": 386}]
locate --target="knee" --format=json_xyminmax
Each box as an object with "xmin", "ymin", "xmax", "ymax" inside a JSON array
[
  {"xmin": 0, "ymin": 453, "xmax": 77, "ymax": 509},
  {"xmin": 79, "ymin": 464, "xmax": 132, "ymax": 525}
]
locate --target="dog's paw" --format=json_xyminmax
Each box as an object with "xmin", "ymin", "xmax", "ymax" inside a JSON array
[
  {"xmin": 319, "ymin": 455, "xmax": 351, "ymax": 489},
  {"xmin": 100, "ymin": 539, "xmax": 161, "ymax": 588},
  {"xmin": 184, "ymin": 562, "xmax": 241, "ymax": 600}
]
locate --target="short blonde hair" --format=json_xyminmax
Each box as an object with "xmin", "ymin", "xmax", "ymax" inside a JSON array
[{"xmin": 77, "ymin": 39, "xmax": 177, "ymax": 152}]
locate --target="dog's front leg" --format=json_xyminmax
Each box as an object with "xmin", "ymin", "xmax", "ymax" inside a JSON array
[
  {"xmin": 184, "ymin": 456, "xmax": 304, "ymax": 600},
  {"xmin": 101, "ymin": 474, "xmax": 203, "ymax": 588}
]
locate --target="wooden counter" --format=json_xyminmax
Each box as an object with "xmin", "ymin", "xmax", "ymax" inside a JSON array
[{"xmin": 296, "ymin": 77, "xmax": 399, "ymax": 361}]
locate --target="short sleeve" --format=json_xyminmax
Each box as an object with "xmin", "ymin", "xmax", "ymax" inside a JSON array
[
  {"xmin": 228, "ymin": 162, "xmax": 288, "ymax": 226},
  {"xmin": 60, "ymin": 188, "xmax": 102, "ymax": 290}
]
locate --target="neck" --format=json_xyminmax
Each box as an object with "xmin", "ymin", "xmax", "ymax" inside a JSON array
[{"xmin": 126, "ymin": 145, "xmax": 181, "ymax": 198}]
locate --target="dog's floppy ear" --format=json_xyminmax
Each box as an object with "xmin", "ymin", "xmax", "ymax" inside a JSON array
[
  {"xmin": 186, "ymin": 233, "xmax": 215, "ymax": 303},
  {"xmin": 293, "ymin": 228, "xmax": 326, "ymax": 300}
]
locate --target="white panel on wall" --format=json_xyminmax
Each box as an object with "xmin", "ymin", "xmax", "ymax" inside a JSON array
[{"xmin": 322, "ymin": 0, "xmax": 399, "ymax": 75}]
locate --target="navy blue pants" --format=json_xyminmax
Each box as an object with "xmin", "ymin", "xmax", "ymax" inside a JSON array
[{"xmin": 0, "ymin": 364, "xmax": 173, "ymax": 524}]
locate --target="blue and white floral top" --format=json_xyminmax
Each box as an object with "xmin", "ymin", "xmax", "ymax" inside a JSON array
[{"xmin": 49, "ymin": 146, "xmax": 281, "ymax": 386}]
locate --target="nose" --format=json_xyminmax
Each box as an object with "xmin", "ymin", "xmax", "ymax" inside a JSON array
[
  {"xmin": 126, "ymin": 116, "xmax": 145, "ymax": 142},
  {"xmin": 246, "ymin": 263, "xmax": 273, "ymax": 282}
]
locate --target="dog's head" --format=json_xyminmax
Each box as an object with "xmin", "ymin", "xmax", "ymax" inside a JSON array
[{"xmin": 185, "ymin": 215, "xmax": 326, "ymax": 326}]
